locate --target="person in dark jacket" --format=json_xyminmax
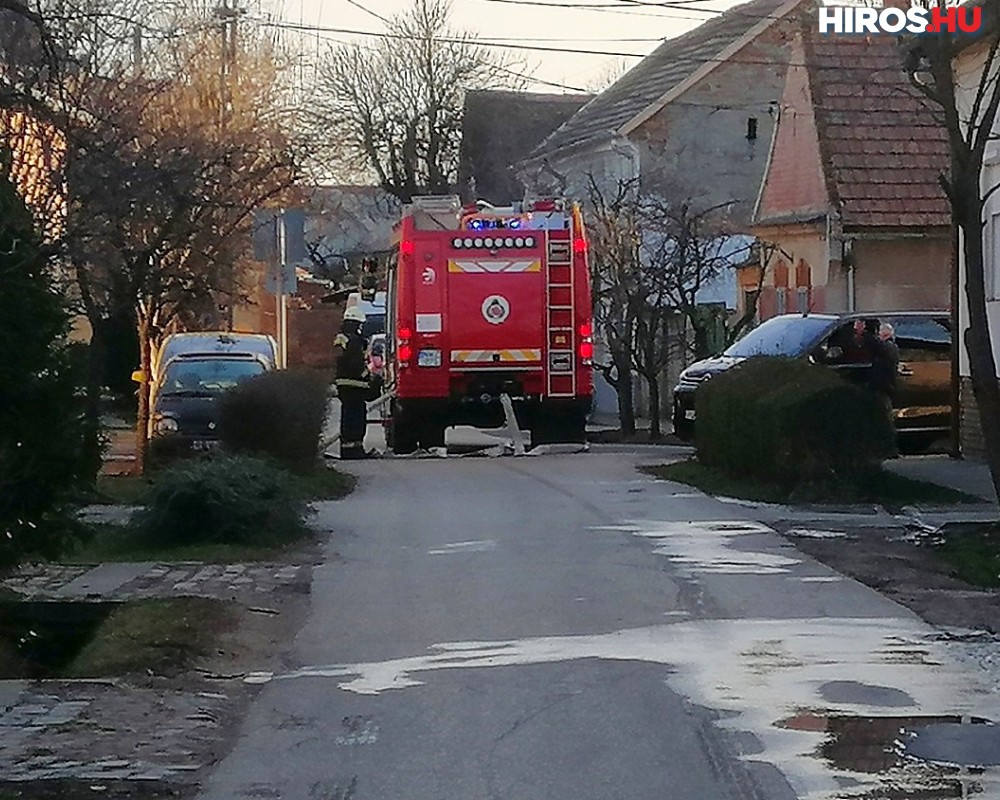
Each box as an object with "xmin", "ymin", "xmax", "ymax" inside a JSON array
[
  {"xmin": 863, "ymin": 318, "xmax": 899, "ymax": 404},
  {"xmin": 335, "ymin": 306, "xmax": 372, "ymax": 460}
]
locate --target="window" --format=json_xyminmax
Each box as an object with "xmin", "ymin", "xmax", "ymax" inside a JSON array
[
  {"xmin": 742, "ymin": 289, "xmax": 760, "ymax": 325},
  {"xmin": 797, "ymin": 287, "xmax": 809, "ymax": 313},
  {"xmin": 989, "ymin": 213, "xmax": 1000, "ymax": 300},
  {"xmin": 775, "ymin": 287, "xmax": 787, "ymax": 315}
]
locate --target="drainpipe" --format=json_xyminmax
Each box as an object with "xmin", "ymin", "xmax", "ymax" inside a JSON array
[{"xmin": 846, "ymin": 244, "xmax": 856, "ymax": 312}]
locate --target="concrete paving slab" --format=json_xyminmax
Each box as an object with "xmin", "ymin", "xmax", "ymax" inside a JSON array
[
  {"xmin": 54, "ymin": 562, "xmax": 159, "ymax": 598},
  {"xmin": 886, "ymin": 455, "xmax": 999, "ymax": 503}
]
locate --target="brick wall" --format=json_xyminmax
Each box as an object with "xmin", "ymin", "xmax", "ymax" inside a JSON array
[
  {"xmin": 233, "ymin": 279, "xmax": 343, "ymax": 370},
  {"xmin": 960, "ymin": 377, "xmax": 986, "ymax": 460}
]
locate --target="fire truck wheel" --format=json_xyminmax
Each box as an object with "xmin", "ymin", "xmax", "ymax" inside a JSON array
[
  {"xmin": 388, "ymin": 407, "xmax": 420, "ymax": 454},
  {"xmin": 531, "ymin": 415, "xmax": 586, "ymax": 447},
  {"xmin": 420, "ymin": 423, "xmax": 446, "ymax": 450}
]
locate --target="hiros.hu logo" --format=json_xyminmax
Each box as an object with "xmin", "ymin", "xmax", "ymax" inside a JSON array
[{"xmin": 818, "ymin": 3, "xmax": 982, "ymax": 35}]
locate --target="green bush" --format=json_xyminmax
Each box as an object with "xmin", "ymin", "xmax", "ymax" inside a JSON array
[
  {"xmin": 0, "ymin": 170, "xmax": 101, "ymax": 568},
  {"xmin": 131, "ymin": 455, "xmax": 308, "ymax": 547},
  {"xmin": 146, "ymin": 435, "xmax": 196, "ymax": 471},
  {"xmin": 218, "ymin": 370, "xmax": 330, "ymax": 472},
  {"xmin": 695, "ymin": 357, "xmax": 894, "ymax": 486}
]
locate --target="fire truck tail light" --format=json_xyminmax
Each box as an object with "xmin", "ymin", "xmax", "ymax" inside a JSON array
[
  {"xmin": 400, "ymin": 240, "xmax": 415, "ymax": 257},
  {"xmin": 579, "ymin": 321, "xmax": 594, "ymax": 364},
  {"xmin": 398, "ymin": 343, "xmax": 413, "ymax": 362},
  {"xmin": 399, "ymin": 327, "xmax": 413, "ymax": 341},
  {"xmin": 573, "ymin": 237, "xmax": 588, "ymax": 255}
]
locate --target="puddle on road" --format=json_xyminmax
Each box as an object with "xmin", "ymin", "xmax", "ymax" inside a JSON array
[
  {"xmin": 779, "ymin": 711, "xmax": 1000, "ymax": 798},
  {"xmin": 589, "ymin": 519, "xmax": 804, "ymax": 576}
]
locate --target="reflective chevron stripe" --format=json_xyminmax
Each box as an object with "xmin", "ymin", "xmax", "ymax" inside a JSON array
[
  {"xmin": 448, "ymin": 259, "xmax": 541, "ymax": 274},
  {"xmin": 451, "ymin": 349, "xmax": 542, "ymax": 363}
]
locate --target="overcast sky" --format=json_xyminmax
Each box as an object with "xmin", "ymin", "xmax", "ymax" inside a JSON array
[{"xmin": 272, "ymin": 0, "xmax": 747, "ymax": 92}]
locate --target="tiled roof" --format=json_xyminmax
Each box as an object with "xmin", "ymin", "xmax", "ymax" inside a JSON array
[
  {"xmin": 529, "ymin": 0, "xmax": 791, "ymax": 159},
  {"xmin": 459, "ymin": 90, "xmax": 592, "ymax": 204},
  {"xmin": 804, "ymin": 30, "xmax": 950, "ymax": 229}
]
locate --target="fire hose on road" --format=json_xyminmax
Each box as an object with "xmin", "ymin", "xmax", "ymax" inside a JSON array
[
  {"xmin": 320, "ymin": 387, "xmax": 394, "ymax": 451},
  {"xmin": 321, "ymin": 388, "xmax": 530, "ymax": 457}
]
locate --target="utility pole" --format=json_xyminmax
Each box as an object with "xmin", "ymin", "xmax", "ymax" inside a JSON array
[
  {"xmin": 215, "ymin": 0, "xmax": 243, "ymax": 330},
  {"xmin": 132, "ymin": 24, "xmax": 143, "ymax": 77}
]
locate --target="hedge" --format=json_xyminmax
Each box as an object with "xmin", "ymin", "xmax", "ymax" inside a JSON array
[
  {"xmin": 694, "ymin": 357, "xmax": 894, "ymax": 486},
  {"xmin": 218, "ymin": 370, "xmax": 330, "ymax": 473}
]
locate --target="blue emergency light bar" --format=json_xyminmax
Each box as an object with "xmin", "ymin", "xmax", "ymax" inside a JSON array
[{"xmin": 466, "ymin": 218, "xmax": 523, "ymax": 231}]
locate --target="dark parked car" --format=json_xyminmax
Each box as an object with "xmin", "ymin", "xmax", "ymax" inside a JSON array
[
  {"xmin": 672, "ymin": 312, "xmax": 952, "ymax": 450},
  {"xmin": 150, "ymin": 354, "xmax": 271, "ymax": 447}
]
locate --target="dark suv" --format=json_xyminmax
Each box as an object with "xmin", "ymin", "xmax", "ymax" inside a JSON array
[{"xmin": 672, "ymin": 312, "xmax": 952, "ymax": 449}]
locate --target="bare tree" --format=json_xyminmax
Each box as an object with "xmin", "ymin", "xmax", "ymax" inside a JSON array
[
  {"xmin": 586, "ymin": 174, "xmax": 642, "ymax": 436},
  {"xmin": 60, "ymin": 23, "xmax": 300, "ymax": 471},
  {"xmin": 642, "ymin": 198, "xmax": 755, "ymax": 360},
  {"xmin": 904, "ymin": 3, "xmax": 1000, "ymax": 497},
  {"xmin": 312, "ymin": 0, "xmax": 521, "ymax": 201},
  {"xmin": 584, "ymin": 57, "xmax": 630, "ymax": 93}
]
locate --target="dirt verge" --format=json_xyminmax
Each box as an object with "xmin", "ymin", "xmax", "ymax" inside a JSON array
[{"xmin": 781, "ymin": 524, "xmax": 1000, "ymax": 633}]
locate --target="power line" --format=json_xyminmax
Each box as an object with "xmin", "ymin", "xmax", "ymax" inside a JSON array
[
  {"xmin": 475, "ymin": 0, "xmax": 713, "ymax": 20},
  {"xmin": 343, "ymin": 0, "xmax": 389, "ymax": 24},
  {"xmin": 257, "ymin": 19, "xmax": 651, "ymax": 56},
  {"xmin": 476, "ymin": 0, "xmax": 797, "ymax": 24},
  {"xmin": 253, "ymin": 17, "xmax": 805, "ymax": 70}
]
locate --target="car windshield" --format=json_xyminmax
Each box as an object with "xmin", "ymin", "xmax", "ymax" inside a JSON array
[
  {"xmin": 724, "ymin": 316, "xmax": 834, "ymax": 358},
  {"xmin": 363, "ymin": 315, "xmax": 386, "ymax": 338},
  {"xmin": 161, "ymin": 359, "xmax": 265, "ymax": 395}
]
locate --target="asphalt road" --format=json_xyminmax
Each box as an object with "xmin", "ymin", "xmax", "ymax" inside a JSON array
[{"xmin": 197, "ymin": 448, "xmax": 1000, "ymax": 800}]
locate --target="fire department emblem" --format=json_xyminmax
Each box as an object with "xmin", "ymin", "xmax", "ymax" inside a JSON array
[{"xmin": 482, "ymin": 295, "xmax": 510, "ymax": 325}]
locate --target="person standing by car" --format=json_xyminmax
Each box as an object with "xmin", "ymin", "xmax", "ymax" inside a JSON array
[
  {"xmin": 335, "ymin": 307, "xmax": 373, "ymax": 460},
  {"xmin": 863, "ymin": 319, "xmax": 899, "ymax": 430}
]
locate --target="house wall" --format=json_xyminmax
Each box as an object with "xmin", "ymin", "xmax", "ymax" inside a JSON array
[
  {"xmin": 629, "ymin": 29, "xmax": 790, "ymax": 228},
  {"xmin": 234, "ymin": 280, "xmax": 342, "ymax": 370},
  {"xmin": 754, "ymin": 225, "xmax": 832, "ymax": 318},
  {"xmin": 754, "ymin": 35, "xmax": 830, "ymax": 224},
  {"xmin": 954, "ymin": 38, "xmax": 998, "ymax": 457},
  {"xmin": 852, "ymin": 238, "xmax": 951, "ymax": 313},
  {"xmin": 521, "ymin": 140, "xmax": 640, "ymax": 205}
]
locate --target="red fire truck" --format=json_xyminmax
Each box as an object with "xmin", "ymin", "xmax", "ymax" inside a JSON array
[{"xmin": 383, "ymin": 195, "xmax": 593, "ymax": 453}]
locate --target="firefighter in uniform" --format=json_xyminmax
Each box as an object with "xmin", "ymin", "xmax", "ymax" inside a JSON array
[{"xmin": 335, "ymin": 306, "xmax": 372, "ymax": 459}]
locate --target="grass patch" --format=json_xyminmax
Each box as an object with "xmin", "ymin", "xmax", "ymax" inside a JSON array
[
  {"xmin": 644, "ymin": 458, "xmax": 980, "ymax": 507},
  {"xmin": 936, "ymin": 527, "xmax": 1000, "ymax": 588},
  {"xmin": 90, "ymin": 464, "xmax": 352, "ymax": 507},
  {"xmin": 0, "ymin": 598, "xmax": 231, "ymax": 679},
  {"xmin": 294, "ymin": 464, "xmax": 356, "ymax": 500},
  {"xmin": 66, "ymin": 597, "xmax": 234, "ymax": 678},
  {"xmin": 65, "ymin": 522, "xmax": 313, "ymax": 564},
  {"xmin": 94, "ymin": 474, "xmax": 154, "ymax": 505}
]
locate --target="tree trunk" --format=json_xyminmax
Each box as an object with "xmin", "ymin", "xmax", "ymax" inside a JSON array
[
  {"xmin": 959, "ymin": 197, "xmax": 1000, "ymax": 502},
  {"xmin": 614, "ymin": 351, "xmax": 636, "ymax": 436},
  {"xmin": 647, "ymin": 372, "xmax": 661, "ymax": 440},
  {"xmin": 84, "ymin": 320, "xmax": 107, "ymax": 431},
  {"xmin": 135, "ymin": 313, "xmax": 152, "ymax": 475}
]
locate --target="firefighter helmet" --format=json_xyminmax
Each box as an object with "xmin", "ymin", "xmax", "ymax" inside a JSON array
[{"xmin": 344, "ymin": 306, "xmax": 367, "ymax": 323}]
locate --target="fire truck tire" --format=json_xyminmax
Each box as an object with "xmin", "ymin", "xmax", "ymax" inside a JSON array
[
  {"xmin": 531, "ymin": 413, "xmax": 586, "ymax": 446},
  {"xmin": 421, "ymin": 423, "xmax": 446, "ymax": 450},
  {"xmin": 388, "ymin": 405, "xmax": 420, "ymax": 454}
]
